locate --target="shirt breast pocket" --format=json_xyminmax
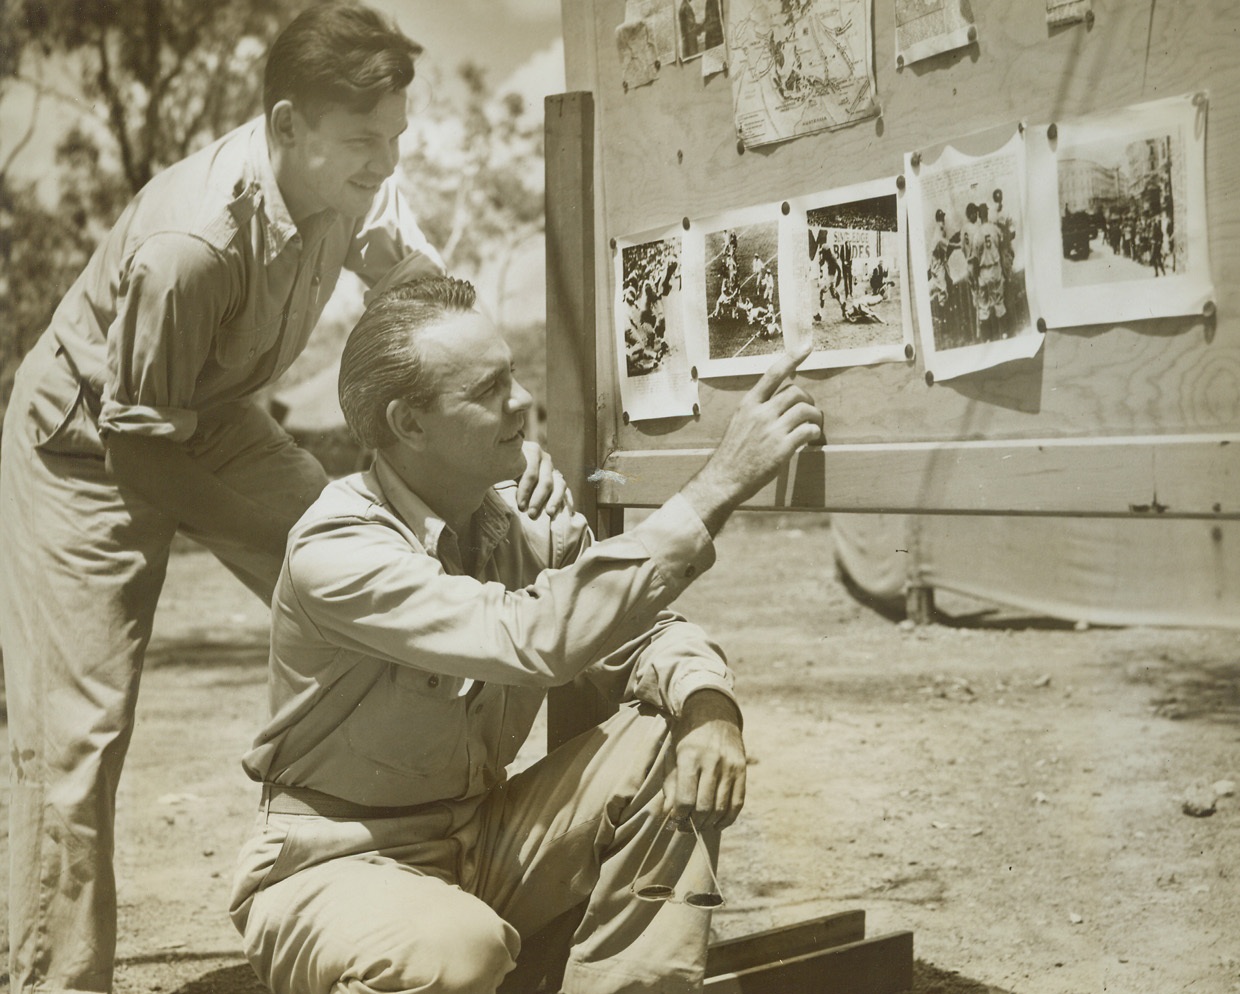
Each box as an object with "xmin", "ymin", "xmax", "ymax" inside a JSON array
[
  {"xmin": 215, "ymin": 316, "xmax": 282, "ymax": 369},
  {"xmin": 344, "ymin": 665, "xmax": 466, "ymax": 779}
]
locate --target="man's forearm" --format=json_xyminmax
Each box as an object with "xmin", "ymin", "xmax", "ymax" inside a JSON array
[
  {"xmin": 105, "ymin": 433, "xmax": 295, "ymax": 557},
  {"xmin": 678, "ymin": 467, "xmax": 744, "ymax": 539}
]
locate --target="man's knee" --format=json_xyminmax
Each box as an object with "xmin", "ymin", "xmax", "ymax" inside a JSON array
[{"xmin": 336, "ymin": 908, "xmax": 519, "ymax": 994}]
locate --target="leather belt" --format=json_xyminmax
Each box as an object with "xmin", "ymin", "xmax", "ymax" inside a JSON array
[{"xmin": 262, "ymin": 783, "xmax": 437, "ymax": 820}]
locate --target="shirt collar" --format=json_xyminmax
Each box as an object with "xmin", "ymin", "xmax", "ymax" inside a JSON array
[
  {"xmin": 371, "ymin": 455, "xmax": 513, "ymax": 570},
  {"xmin": 246, "ymin": 120, "xmax": 299, "ymax": 263},
  {"xmin": 247, "ymin": 119, "xmax": 340, "ymax": 263}
]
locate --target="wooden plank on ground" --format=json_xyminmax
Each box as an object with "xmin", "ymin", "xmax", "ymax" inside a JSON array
[
  {"xmin": 707, "ymin": 910, "xmax": 867, "ymax": 977},
  {"xmin": 706, "ymin": 930, "xmax": 914, "ymax": 994}
]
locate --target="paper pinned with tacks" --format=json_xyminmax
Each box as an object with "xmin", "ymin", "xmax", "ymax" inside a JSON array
[
  {"xmin": 1026, "ymin": 93, "xmax": 1213, "ymax": 329},
  {"xmin": 905, "ymin": 130, "xmax": 1043, "ymax": 383},
  {"xmin": 727, "ymin": 0, "xmax": 877, "ymax": 149},
  {"xmin": 612, "ymin": 225, "xmax": 700, "ymax": 422},
  {"xmin": 894, "ymin": 0, "xmax": 977, "ymax": 69}
]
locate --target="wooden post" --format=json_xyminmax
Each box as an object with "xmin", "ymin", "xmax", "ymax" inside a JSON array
[
  {"xmin": 545, "ymin": 91, "xmax": 616, "ymax": 750},
  {"xmin": 544, "ymin": 91, "xmax": 597, "ymax": 526}
]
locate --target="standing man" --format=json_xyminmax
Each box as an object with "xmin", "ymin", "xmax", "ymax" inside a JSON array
[
  {"xmin": 679, "ymin": 0, "xmax": 701, "ymax": 57},
  {"xmin": 0, "ymin": 6, "xmax": 562, "ymax": 992},
  {"xmin": 959, "ymin": 202, "xmax": 982, "ymax": 342},
  {"xmin": 230, "ymin": 276, "xmax": 825, "ymax": 994},
  {"xmin": 975, "ymin": 202, "xmax": 1007, "ymax": 339}
]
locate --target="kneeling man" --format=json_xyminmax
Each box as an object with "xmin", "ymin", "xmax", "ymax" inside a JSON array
[{"xmin": 230, "ymin": 276, "xmax": 823, "ymax": 994}]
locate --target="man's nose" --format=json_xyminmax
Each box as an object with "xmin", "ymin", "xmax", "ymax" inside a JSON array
[
  {"xmin": 508, "ymin": 380, "xmax": 534, "ymax": 413},
  {"xmin": 372, "ymin": 138, "xmax": 399, "ymax": 178}
]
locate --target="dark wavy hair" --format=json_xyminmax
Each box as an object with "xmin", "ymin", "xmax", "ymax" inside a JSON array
[
  {"xmin": 339, "ymin": 277, "xmax": 478, "ymax": 450},
  {"xmin": 264, "ymin": 2, "xmax": 422, "ymax": 122}
]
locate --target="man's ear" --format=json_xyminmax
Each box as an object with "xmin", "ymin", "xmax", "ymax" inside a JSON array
[
  {"xmin": 385, "ymin": 397, "xmax": 426, "ymax": 449},
  {"xmin": 268, "ymin": 100, "xmax": 299, "ymax": 148}
]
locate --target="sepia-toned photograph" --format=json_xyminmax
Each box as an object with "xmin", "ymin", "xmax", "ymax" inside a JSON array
[
  {"xmin": 0, "ymin": 4, "xmax": 1235, "ymax": 994},
  {"xmin": 612, "ymin": 227, "xmax": 699, "ymax": 420},
  {"xmin": 1027, "ymin": 94, "xmax": 1213, "ymax": 329},
  {"xmin": 1057, "ymin": 132, "xmax": 1184, "ymax": 288},
  {"xmin": 804, "ymin": 193, "xmax": 905, "ymax": 353},
  {"xmin": 703, "ymin": 221, "xmax": 784, "ymax": 363},
  {"xmin": 675, "ymin": 0, "xmax": 711, "ymax": 61},
  {"xmin": 915, "ymin": 163, "xmax": 1031, "ymax": 353},
  {"xmin": 620, "ymin": 237, "xmax": 683, "ymax": 377}
]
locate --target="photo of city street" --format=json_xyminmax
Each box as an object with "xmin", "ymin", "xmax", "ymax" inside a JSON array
[{"xmin": 1058, "ymin": 132, "xmax": 1183, "ymax": 288}]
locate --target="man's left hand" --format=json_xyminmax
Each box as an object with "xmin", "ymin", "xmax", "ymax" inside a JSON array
[
  {"xmin": 517, "ymin": 440, "xmax": 572, "ymax": 519},
  {"xmin": 663, "ymin": 689, "xmax": 747, "ymax": 831}
]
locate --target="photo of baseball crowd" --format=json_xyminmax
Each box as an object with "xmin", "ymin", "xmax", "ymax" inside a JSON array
[{"xmin": 621, "ymin": 237, "xmax": 683, "ymax": 376}]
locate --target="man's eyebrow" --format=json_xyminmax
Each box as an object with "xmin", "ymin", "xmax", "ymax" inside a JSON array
[
  {"xmin": 464, "ymin": 362, "xmax": 514, "ymax": 395},
  {"xmin": 352, "ymin": 122, "xmax": 408, "ymax": 140}
]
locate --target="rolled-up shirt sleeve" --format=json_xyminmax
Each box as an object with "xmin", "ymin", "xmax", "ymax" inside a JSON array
[
  {"xmin": 346, "ymin": 177, "xmax": 445, "ymax": 303},
  {"xmin": 286, "ymin": 493, "xmax": 717, "ymax": 689},
  {"xmin": 582, "ymin": 609, "xmax": 736, "ymax": 718},
  {"xmin": 99, "ymin": 233, "xmax": 233, "ymax": 442}
]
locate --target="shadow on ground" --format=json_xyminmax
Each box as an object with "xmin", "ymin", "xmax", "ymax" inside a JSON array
[
  {"xmin": 167, "ymin": 963, "xmax": 266, "ymax": 994},
  {"xmin": 835, "ymin": 563, "xmax": 1087, "ymax": 633},
  {"xmin": 1138, "ymin": 655, "xmax": 1240, "ymax": 726},
  {"xmin": 155, "ymin": 958, "xmax": 1013, "ymax": 994},
  {"xmin": 143, "ymin": 638, "xmax": 268, "ymax": 670},
  {"xmin": 913, "ymin": 958, "xmax": 1016, "ymax": 993}
]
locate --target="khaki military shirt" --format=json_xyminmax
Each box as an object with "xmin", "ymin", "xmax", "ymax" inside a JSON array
[
  {"xmin": 244, "ymin": 457, "xmax": 734, "ymax": 808},
  {"xmin": 33, "ymin": 117, "xmax": 441, "ymax": 455}
]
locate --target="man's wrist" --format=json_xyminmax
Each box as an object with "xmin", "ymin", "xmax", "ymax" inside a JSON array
[
  {"xmin": 680, "ymin": 687, "xmax": 742, "ymax": 728},
  {"xmin": 679, "ymin": 467, "xmax": 741, "ymax": 538}
]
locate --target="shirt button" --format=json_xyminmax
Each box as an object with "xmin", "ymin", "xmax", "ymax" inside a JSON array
[
  {"xmin": 684, "ymin": 564, "xmax": 697, "ymax": 578},
  {"xmin": 311, "ymin": 273, "xmax": 321, "ymax": 286},
  {"xmin": 427, "ymin": 675, "xmax": 440, "ymax": 688},
  {"xmin": 247, "ymin": 347, "xmax": 256, "ymax": 358}
]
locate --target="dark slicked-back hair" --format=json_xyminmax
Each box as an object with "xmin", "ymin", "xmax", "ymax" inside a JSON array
[
  {"xmin": 339, "ymin": 276, "xmax": 478, "ymax": 450},
  {"xmin": 264, "ymin": 2, "xmax": 422, "ymax": 122}
]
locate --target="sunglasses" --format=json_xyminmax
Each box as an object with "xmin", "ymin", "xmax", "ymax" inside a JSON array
[{"xmin": 630, "ymin": 811, "xmax": 725, "ymax": 909}]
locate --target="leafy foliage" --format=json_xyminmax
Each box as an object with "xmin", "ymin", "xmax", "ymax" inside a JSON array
[
  {"xmin": 0, "ymin": 0, "xmax": 312, "ymax": 409},
  {"xmin": 398, "ymin": 62, "xmax": 545, "ymax": 292}
]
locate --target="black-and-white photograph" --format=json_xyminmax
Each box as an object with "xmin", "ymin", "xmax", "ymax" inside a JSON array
[
  {"xmin": 917, "ymin": 171, "xmax": 1031, "ymax": 353},
  {"xmin": 620, "ymin": 237, "xmax": 683, "ymax": 377},
  {"xmin": 704, "ymin": 221, "xmax": 783, "ymax": 362},
  {"xmin": 1028, "ymin": 94, "xmax": 1213, "ymax": 329},
  {"xmin": 675, "ymin": 0, "xmax": 714, "ymax": 60},
  {"xmin": 1058, "ymin": 132, "xmax": 1183, "ymax": 288},
  {"xmin": 804, "ymin": 194, "xmax": 904, "ymax": 352}
]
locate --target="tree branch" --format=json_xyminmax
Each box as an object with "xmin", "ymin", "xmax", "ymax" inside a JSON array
[
  {"xmin": 0, "ymin": 89, "xmax": 42, "ymax": 180},
  {"xmin": 8, "ymin": 72, "xmax": 104, "ymax": 121},
  {"xmin": 94, "ymin": 23, "xmax": 139, "ymax": 192}
]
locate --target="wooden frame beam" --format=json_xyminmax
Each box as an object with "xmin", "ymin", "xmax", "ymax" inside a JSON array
[{"xmin": 595, "ymin": 434, "xmax": 1240, "ymax": 518}]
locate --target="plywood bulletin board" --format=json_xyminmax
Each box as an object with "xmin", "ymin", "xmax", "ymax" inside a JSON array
[{"xmin": 546, "ymin": 0, "xmax": 1239, "ymax": 522}]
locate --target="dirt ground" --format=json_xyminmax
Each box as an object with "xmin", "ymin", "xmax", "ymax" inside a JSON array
[{"xmin": 1, "ymin": 513, "xmax": 1237, "ymax": 994}]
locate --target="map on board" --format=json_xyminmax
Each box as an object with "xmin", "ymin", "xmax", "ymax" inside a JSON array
[{"xmin": 728, "ymin": 0, "xmax": 877, "ymax": 149}]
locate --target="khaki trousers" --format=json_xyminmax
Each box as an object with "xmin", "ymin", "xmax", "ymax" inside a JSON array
[
  {"xmin": 230, "ymin": 704, "xmax": 721, "ymax": 994},
  {"xmin": 0, "ymin": 335, "xmax": 329, "ymax": 993}
]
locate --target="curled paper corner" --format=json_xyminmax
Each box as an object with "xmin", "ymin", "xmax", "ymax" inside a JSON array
[{"xmin": 587, "ymin": 468, "xmax": 629, "ymax": 486}]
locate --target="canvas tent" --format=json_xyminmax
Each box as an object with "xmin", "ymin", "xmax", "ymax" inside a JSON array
[{"xmin": 833, "ymin": 514, "xmax": 1240, "ymax": 629}]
